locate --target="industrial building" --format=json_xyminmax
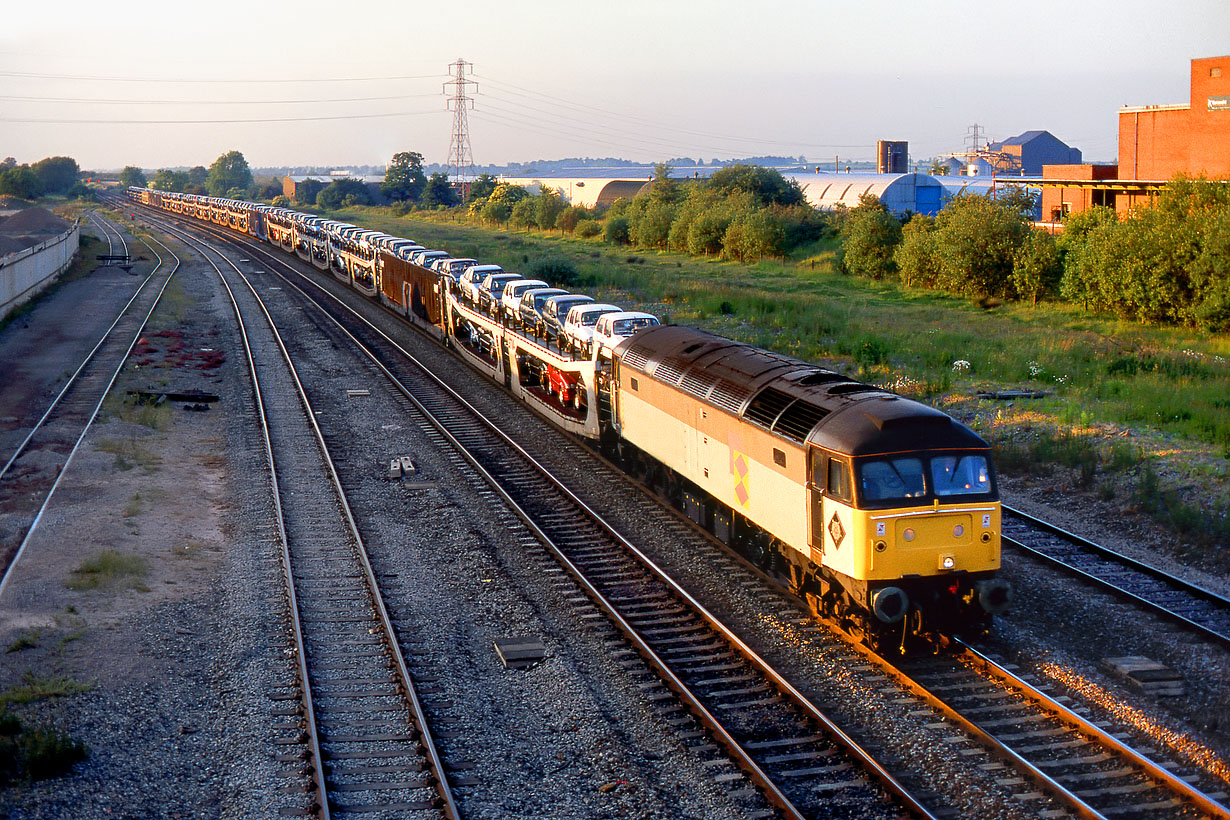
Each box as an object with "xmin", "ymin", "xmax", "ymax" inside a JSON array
[
  {"xmin": 1040, "ymin": 55, "xmax": 1230, "ymax": 218},
  {"xmin": 985, "ymin": 131, "xmax": 1081, "ymax": 175}
]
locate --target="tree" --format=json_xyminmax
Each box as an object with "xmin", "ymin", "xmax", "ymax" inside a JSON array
[
  {"xmin": 294, "ymin": 178, "xmax": 325, "ymax": 207},
  {"xmin": 839, "ymin": 194, "xmax": 902, "ymax": 280},
  {"xmin": 420, "ymin": 172, "xmax": 458, "ymax": 208},
  {"xmin": 604, "ymin": 215, "xmax": 631, "ymax": 245},
  {"xmin": 509, "ymin": 198, "xmax": 537, "ymax": 229},
  {"xmin": 534, "ymin": 187, "xmax": 566, "ymax": 230},
  {"xmin": 185, "ymin": 165, "xmax": 207, "ymax": 193},
  {"xmin": 630, "ymin": 201, "xmax": 675, "ymax": 249},
  {"xmin": 931, "ymin": 192, "xmax": 1029, "ymax": 298},
  {"xmin": 0, "ymin": 166, "xmax": 43, "ymax": 199},
  {"xmin": 119, "ymin": 166, "xmax": 147, "ymax": 189},
  {"xmin": 557, "ymin": 206, "xmax": 584, "ymax": 233},
  {"xmin": 467, "ymin": 173, "xmax": 497, "ymax": 203},
  {"xmin": 257, "ymin": 177, "xmax": 284, "ymax": 200},
  {"xmin": 648, "ymin": 162, "xmax": 680, "ymax": 205},
  {"xmin": 32, "ymin": 156, "xmax": 80, "ymax": 195},
  {"xmin": 381, "ymin": 151, "xmax": 427, "ymax": 202},
  {"xmin": 895, "ymin": 214, "xmax": 939, "ymax": 288},
  {"xmin": 705, "ymin": 164, "xmax": 805, "ymax": 207},
  {"xmin": 726, "ymin": 210, "xmax": 786, "ymax": 261},
  {"xmin": 1011, "ymin": 229, "xmax": 1062, "ymax": 305},
  {"xmin": 0, "ymin": 157, "xmax": 15, "ymax": 170},
  {"xmin": 205, "ymin": 150, "xmax": 253, "ymax": 197},
  {"xmin": 151, "ymin": 169, "xmax": 190, "ymax": 192},
  {"xmin": 487, "ymin": 182, "xmax": 529, "ymax": 210},
  {"xmin": 479, "ymin": 199, "xmax": 511, "ymax": 224},
  {"xmin": 316, "ymin": 178, "xmax": 370, "ymax": 209}
]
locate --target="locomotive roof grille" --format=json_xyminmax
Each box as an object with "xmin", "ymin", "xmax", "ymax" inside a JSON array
[
  {"xmin": 709, "ymin": 380, "xmax": 753, "ymax": 414},
  {"xmin": 744, "ymin": 387, "xmax": 795, "ymax": 429},
  {"xmin": 654, "ymin": 357, "xmax": 687, "ymax": 385},
  {"xmin": 622, "ymin": 346, "xmax": 650, "ymax": 370},
  {"xmin": 774, "ymin": 400, "xmax": 830, "ymax": 441},
  {"xmin": 679, "ymin": 368, "xmax": 719, "ymax": 398}
]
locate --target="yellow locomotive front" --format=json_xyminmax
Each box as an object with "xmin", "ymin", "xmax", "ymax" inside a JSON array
[{"xmin": 806, "ymin": 406, "xmax": 1010, "ymax": 634}]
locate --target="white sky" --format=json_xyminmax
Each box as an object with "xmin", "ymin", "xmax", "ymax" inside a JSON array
[{"xmin": 2, "ymin": 0, "xmax": 1227, "ymax": 171}]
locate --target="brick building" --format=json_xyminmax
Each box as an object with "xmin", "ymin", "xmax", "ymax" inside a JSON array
[{"xmin": 1041, "ymin": 55, "xmax": 1229, "ymax": 219}]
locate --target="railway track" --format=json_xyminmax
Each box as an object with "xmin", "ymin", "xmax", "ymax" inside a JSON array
[
  {"xmin": 1002, "ymin": 506, "xmax": 1230, "ymax": 648},
  {"xmin": 152, "ymin": 216, "xmax": 458, "ymax": 819},
  {"xmin": 130, "ymin": 202, "xmax": 937, "ymax": 820},
  {"xmin": 129, "ymin": 200, "xmax": 1230, "ymax": 819},
  {"xmin": 0, "ymin": 215, "xmax": 177, "ymax": 598}
]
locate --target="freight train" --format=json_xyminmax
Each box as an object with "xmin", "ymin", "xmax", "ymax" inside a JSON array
[{"xmin": 127, "ymin": 187, "xmax": 1012, "ymax": 643}]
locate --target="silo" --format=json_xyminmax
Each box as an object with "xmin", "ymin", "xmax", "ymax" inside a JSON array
[{"xmin": 876, "ymin": 140, "xmax": 908, "ymax": 173}]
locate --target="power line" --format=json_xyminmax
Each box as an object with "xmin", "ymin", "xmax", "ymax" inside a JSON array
[
  {"xmin": 0, "ymin": 70, "xmax": 446, "ymax": 84},
  {"xmin": 0, "ymin": 109, "xmax": 448, "ymax": 125},
  {"xmin": 0, "ymin": 92, "xmax": 443, "ymax": 105},
  {"xmin": 474, "ymin": 73, "xmax": 870, "ymax": 153}
]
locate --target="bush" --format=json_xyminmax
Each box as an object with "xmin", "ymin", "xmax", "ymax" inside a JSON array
[
  {"xmin": 1012, "ymin": 229, "xmax": 1062, "ymax": 305},
  {"xmin": 895, "ymin": 214, "xmax": 938, "ymax": 288},
  {"xmin": 480, "ymin": 200, "xmax": 510, "ymax": 225},
  {"xmin": 557, "ymin": 206, "xmax": 584, "ymax": 233},
  {"xmin": 528, "ymin": 257, "xmax": 579, "ymax": 287},
  {"xmin": 630, "ymin": 202, "xmax": 675, "ymax": 250},
  {"xmin": 839, "ymin": 195, "xmax": 901, "ymax": 279},
  {"xmin": 604, "ymin": 215, "xmax": 631, "ymax": 245},
  {"xmin": 931, "ymin": 192, "xmax": 1029, "ymax": 298},
  {"xmin": 728, "ymin": 210, "xmax": 786, "ymax": 261},
  {"xmin": 688, "ymin": 209, "xmax": 734, "ymax": 256},
  {"xmin": 576, "ymin": 220, "xmax": 602, "ymax": 238}
]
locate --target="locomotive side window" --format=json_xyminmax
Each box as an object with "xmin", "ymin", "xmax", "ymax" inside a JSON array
[
  {"xmin": 931, "ymin": 455, "xmax": 991, "ymax": 496},
  {"xmin": 826, "ymin": 458, "xmax": 851, "ymax": 503}
]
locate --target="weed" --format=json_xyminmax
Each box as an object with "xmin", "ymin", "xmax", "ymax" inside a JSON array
[
  {"xmin": 0, "ymin": 672, "xmax": 92, "ymax": 707},
  {"xmin": 66, "ymin": 550, "xmax": 149, "ymax": 592},
  {"xmin": 0, "ymin": 710, "xmax": 87, "ymax": 784},
  {"xmin": 123, "ymin": 492, "xmax": 142, "ymax": 518},
  {"xmin": 5, "ymin": 633, "xmax": 39, "ymax": 654}
]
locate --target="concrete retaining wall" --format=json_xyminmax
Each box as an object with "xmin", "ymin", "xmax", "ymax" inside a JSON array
[{"xmin": 0, "ymin": 223, "xmax": 80, "ymax": 320}]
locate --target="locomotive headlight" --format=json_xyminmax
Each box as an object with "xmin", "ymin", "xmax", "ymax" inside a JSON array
[
  {"xmin": 953, "ymin": 524, "xmax": 964, "ymax": 538},
  {"xmin": 981, "ymin": 531, "xmax": 993, "ymax": 543},
  {"xmin": 939, "ymin": 554, "xmax": 956, "ymax": 570},
  {"xmin": 903, "ymin": 528, "xmax": 915, "ymax": 542},
  {"xmin": 874, "ymin": 541, "xmax": 887, "ymax": 553}
]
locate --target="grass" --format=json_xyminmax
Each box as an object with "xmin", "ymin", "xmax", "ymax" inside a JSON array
[
  {"xmin": 65, "ymin": 550, "xmax": 149, "ymax": 592},
  {"xmin": 0, "ymin": 672, "xmax": 92, "ymax": 708},
  {"xmin": 5, "ymin": 633, "xmax": 39, "ymax": 654},
  {"xmin": 0, "ymin": 709, "xmax": 88, "ymax": 784}
]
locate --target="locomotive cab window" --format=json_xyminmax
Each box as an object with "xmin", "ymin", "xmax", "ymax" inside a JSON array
[
  {"xmin": 931, "ymin": 455, "xmax": 991, "ymax": 496},
  {"xmin": 859, "ymin": 457, "xmax": 925, "ymax": 503}
]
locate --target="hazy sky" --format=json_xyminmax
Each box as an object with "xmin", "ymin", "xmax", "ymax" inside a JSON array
[{"xmin": 3, "ymin": 0, "xmax": 1227, "ymax": 171}]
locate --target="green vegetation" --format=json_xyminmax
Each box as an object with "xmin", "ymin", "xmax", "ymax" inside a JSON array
[
  {"xmin": 118, "ymin": 165, "xmax": 146, "ymax": 190},
  {"xmin": 0, "ymin": 713, "xmax": 88, "ymax": 784},
  {"xmin": 66, "ymin": 550, "xmax": 150, "ymax": 592},
  {"xmin": 0, "ymin": 673, "xmax": 92, "ymax": 707},
  {"xmin": 205, "ymin": 150, "xmax": 253, "ymax": 197}
]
